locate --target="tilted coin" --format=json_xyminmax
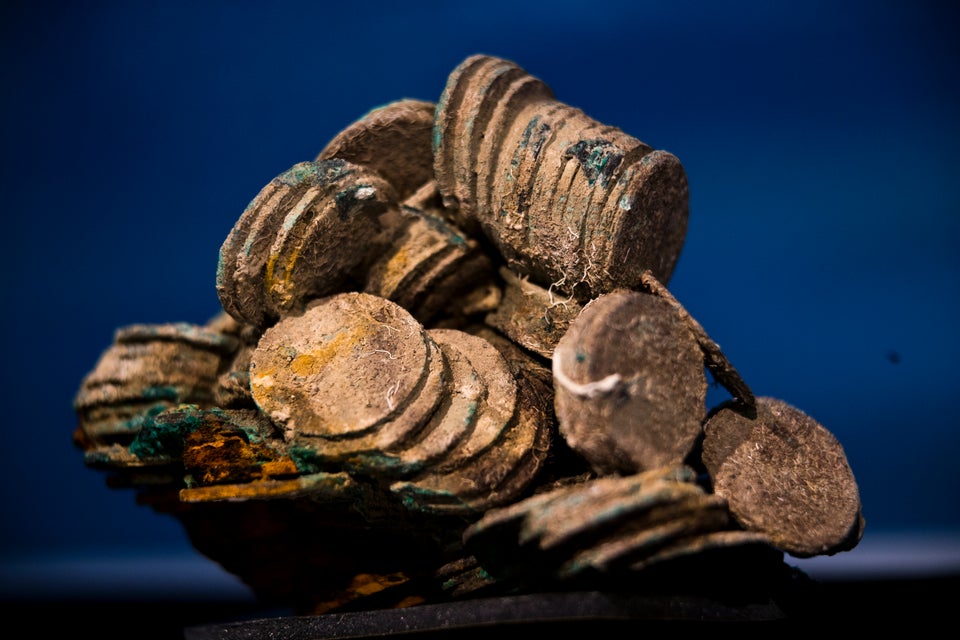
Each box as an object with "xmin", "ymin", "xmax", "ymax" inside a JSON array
[
  {"xmin": 639, "ymin": 270, "xmax": 754, "ymax": 407},
  {"xmin": 316, "ymin": 98, "xmax": 436, "ymax": 201},
  {"xmin": 484, "ymin": 265, "xmax": 582, "ymax": 360},
  {"xmin": 701, "ymin": 396, "xmax": 864, "ymax": 558},
  {"xmin": 552, "ymin": 289, "xmax": 706, "ymax": 475}
]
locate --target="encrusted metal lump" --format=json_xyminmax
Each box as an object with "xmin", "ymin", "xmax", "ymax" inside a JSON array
[{"xmin": 71, "ymin": 54, "xmax": 863, "ymax": 618}]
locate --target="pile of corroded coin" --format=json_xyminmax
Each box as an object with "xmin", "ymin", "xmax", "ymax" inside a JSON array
[
  {"xmin": 72, "ymin": 53, "xmax": 863, "ymax": 618},
  {"xmin": 458, "ymin": 465, "xmax": 779, "ymax": 589},
  {"xmin": 241, "ymin": 291, "xmax": 553, "ymax": 515}
]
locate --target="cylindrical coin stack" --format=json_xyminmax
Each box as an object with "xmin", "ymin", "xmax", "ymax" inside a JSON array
[
  {"xmin": 73, "ymin": 322, "xmax": 239, "ymax": 455},
  {"xmin": 364, "ymin": 182, "xmax": 498, "ymax": 325},
  {"xmin": 434, "ymin": 54, "xmax": 689, "ymax": 302},
  {"xmin": 216, "ymin": 158, "xmax": 406, "ymax": 332}
]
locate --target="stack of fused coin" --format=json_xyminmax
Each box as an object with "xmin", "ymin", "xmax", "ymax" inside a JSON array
[
  {"xmin": 449, "ymin": 465, "xmax": 782, "ymax": 596},
  {"xmin": 72, "ymin": 54, "xmax": 863, "ymax": 619}
]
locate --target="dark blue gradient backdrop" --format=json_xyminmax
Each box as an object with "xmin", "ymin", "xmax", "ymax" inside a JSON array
[{"xmin": 1, "ymin": 0, "xmax": 958, "ymax": 594}]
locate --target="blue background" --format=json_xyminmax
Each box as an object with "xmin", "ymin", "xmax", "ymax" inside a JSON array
[{"xmin": 2, "ymin": 0, "xmax": 958, "ymax": 598}]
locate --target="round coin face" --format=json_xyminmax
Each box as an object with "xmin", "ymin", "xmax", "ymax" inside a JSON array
[
  {"xmin": 702, "ymin": 396, "xmax": 863, "ymax": 558},
  {"xmin": 249, "ymin": 292, "xmax": 429, "ymax": 439},
  {"xmin": 552, "ymin": 289, "xmax": 706, "ymax": 475},
  {"xmin": 316, "ymin": 98, "xmax": 436, "ymax": 201}
]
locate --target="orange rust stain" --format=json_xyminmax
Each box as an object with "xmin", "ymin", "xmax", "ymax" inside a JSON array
[
  {"xmin": 265, "ymin": 245, "xmax": 302, "ymax": 304},
  {"xmin": 290, "ymin": 324, "xmax": 368, "ymax": 376},
  {"xmin": 263, "ymin": 186, "xmax": 322, "ymax": 301},
  {"xmin": 384, "ymin": 245, "xmax": 413, "ymax": 277},
  {"xmin": 261, "ymin": 457, "xmax": 299, "ymax": 478},
  {"xmin": 348, "ymin": 572, "xmax": 409, "ymax": 596},
  {"xmin": 370, "ymin": 245, "xmax": 413, "ymax": 297}
]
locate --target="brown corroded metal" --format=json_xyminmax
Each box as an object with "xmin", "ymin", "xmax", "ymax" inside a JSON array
[
  {"xmin": 216, "ymin": 159, "xmax": 406, "ymax": 331},
  {"xmin": 461, "ymin": 465, "xmax": 780, "ymax": 588},
  {"xmin": 552, "ymin": 289, "xmax": 707, "ymax": 475},
  {"xmin": 316, "ymin": 98, "xmax": 437, "ymax": 202},
  {"xmin": 388, "ymin": 327, "xmax": 554, "ymax": 516},
  {"xmin": 702, "ymin": 396, "xmax": 865, "ymax": 558},
  {"xmin": 484, "ymin": 265, "xmax": 582, "ymax": 360},
  {"xmin": 73, "ymin": 322, "xmax": 239, "ymax": 450},
  {"xmin": 249, "ymin": 292, "xmax": 431, "ymax": 440},
  {"xmin": 71, "ymin": 53, "xmax": 864, "ymax": 618},
  {"xmin": 434, "ymin": 54, "xmax": 689, "ymax": 303},
  {"xmin": 364, "ymin": 181, "xmax": 499, "ymax": 325},
  {"xmin": 639, "ymin": 270, "xmax": 754, "ymax": 407}
]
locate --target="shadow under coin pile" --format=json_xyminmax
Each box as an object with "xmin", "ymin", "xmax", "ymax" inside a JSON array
[{"xmin": 73, "ymin": 54, "xmax": 864, "ymax": 622}]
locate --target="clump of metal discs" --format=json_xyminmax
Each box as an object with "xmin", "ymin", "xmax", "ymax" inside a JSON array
[{"xmin": 72, "ymin": 54, "xmax": 863, "ymax": 618}]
